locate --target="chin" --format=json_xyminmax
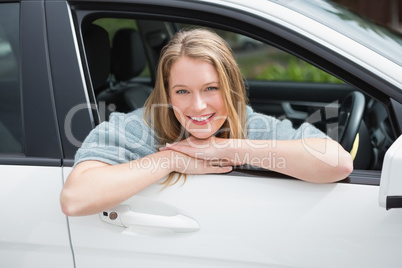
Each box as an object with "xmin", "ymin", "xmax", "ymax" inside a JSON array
[{"xmin": 189, "ymin": 131, "xmax": 215, "ymax": 140}]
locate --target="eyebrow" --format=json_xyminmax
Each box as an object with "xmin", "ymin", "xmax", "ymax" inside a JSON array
[{"xmin": 171, "ymin": 81, "xmax": 219, "ymax": 90}]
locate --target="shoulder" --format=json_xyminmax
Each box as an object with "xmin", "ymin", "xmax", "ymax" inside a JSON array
[
  {"xmin": 106, "ymin": 108, "xmax": 149, "ymax": 132},
  {"xmin": 245, "ymin": 105, "xmax": 280, "ymax": 128},
  {"xmin": 107, "ymin": 107, "xmax": 155, "ymax": 139},
  {"xmin": 78, "ymin": 107, "xmax": 155, "ymax": 150},
  {"xmin": 108, "ymin": 107, "xmax": 145, "ymax": 122},
  {"xmin": 245, "ymin": 105, "xmax": 281, "ymax": 139},
  {"xmin": 74, "ymin": 107, "xmax": 157, "ymax": 166}
]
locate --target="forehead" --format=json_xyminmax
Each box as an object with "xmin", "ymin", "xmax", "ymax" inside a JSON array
[{"xmin": 169, "ymin": 56, "xmax": 219, "ymax": 87}]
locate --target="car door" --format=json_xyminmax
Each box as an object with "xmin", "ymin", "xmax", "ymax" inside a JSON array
[
  {"xmin": 0, "ymin": 2, "xmax": 73, "ymax": 267},
  {"xmin": 57, "ymin": 1, "xmax": 402, "ymax": 267},
  {"xmin": 64, "ymin": 169, "xmax": 402, "ymax": 267}
]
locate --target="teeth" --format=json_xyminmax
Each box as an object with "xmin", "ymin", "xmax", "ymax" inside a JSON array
[{"xmin": 190, "ymin": 114, "xmax": 213, "ymax": 122}]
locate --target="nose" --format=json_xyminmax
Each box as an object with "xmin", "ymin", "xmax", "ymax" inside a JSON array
[{"xmin": 191, "ymin": 92, "xmax": 207, "ymax": 112}]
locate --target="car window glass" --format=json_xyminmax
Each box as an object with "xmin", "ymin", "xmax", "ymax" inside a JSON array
[{"xmin": 0, "ymin": 3, "xmax": 23, "ymax": 154}]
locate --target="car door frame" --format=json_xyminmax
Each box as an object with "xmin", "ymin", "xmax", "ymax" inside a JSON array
[
  {"xmin": 66, "ymin": 0, "xmax": 402, "ymax": 180},
  {"xmin": 53, "ymin": 0, "xmax": 402, "ymax": 267},
  {"xmin": 0, "ymin": 1, "xmax": 73, "ymax": 267}
]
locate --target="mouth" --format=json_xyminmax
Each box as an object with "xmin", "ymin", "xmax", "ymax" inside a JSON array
[{"xmin": 187, "ymin": 113, "xmax": 215, "ymax": 125}]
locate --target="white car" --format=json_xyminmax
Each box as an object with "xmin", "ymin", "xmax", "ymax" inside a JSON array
[{"xmin": 1, "ymin": 0, "xmax": 402, "ymax": 267}]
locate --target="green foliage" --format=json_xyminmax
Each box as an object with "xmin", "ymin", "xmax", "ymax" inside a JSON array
[
  {"xmin": 256, "ymin": 58, "xmax": 343, "ymax": 83},
  {"xmin": 237, "ymin": 51, "xmax": 343, "ymax": 84}
]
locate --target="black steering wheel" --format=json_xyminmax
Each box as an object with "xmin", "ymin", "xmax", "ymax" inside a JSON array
[{"xmin": 338, "ymin": 91, "xmax": 365, "ymax": 152}]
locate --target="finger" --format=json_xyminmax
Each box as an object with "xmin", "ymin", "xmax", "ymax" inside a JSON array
[
  {"xmin": 199, "ymin": 165, "xmax": 233, "ymax": 174},
  {"xmin": 209, "ymin": 165, "xmax": 233, "ymax": 173},
  {"xmin": 159, "ymin": 141, "xmax": 187, "ymax": 151},
  {"xmin": 166, "ymin": 144, "xmax": 198, "ymax": 157},
  {"xmin": 208, "ymin": 158, "xmax": 236, "ymax": 167},
  {"xmin": 185, "ymin": 136, "xmax": 212, "ymax": 148},
  {"xmin": 187, "ymin": 135, "xmax": 204, "ymax": 143},
  {"xmin": 177, "ymin": 157, "xmax": 232, "ymax": 174},
  {"xmin": 159, "ymin": 146, "xmax": 168, "ymax": 151}
]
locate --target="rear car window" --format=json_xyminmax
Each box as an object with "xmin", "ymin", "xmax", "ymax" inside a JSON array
[{"xmin": 0, "ymin": 3, "xmax": 23, "ymax": 153}]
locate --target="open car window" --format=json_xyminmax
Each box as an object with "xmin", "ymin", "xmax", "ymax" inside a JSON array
[
  {"xmin": 176, "ymin": 23, "xmax": 343, "ymax": 84},
  {"xmin": 80, "ymin": 17, "xmax": 394, "ymax": 184}
]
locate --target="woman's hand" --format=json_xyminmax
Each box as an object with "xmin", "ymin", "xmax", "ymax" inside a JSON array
[
  {"xmin": 167, "ymin": 150, "xmax": 233, "ymax": 174},
  {"xmin": 160, "ymin": 136, "xmax": 244, "ymax": 166}
]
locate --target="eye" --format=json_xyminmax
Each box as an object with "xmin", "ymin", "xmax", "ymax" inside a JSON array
[
  {"xmin": 176, "ymin": 89, "xmax": 188, "ymax": 94},
  {"xmin": 206, "ymin": 87, "xmax": 218, "ymax": 91}
]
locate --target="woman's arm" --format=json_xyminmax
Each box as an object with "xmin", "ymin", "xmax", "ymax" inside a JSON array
[
  {"xmin": 60, "ymin": 150, "xmax": 231, "ymax": 216},
  {"xmin": 234, "ymin": 138, "xmax": 353, "ymax": 183},
  {"xmin": 161, "ymin": 137, "xmax": 353, "ymax": 183}
]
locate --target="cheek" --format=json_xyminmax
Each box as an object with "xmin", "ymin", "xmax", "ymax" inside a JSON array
[
  {"xmin": 214, "ymin": 94, "xmax": 227, "ymax": 115},
  {"xmin": 170, "ymin": 96, "xmax": 185, "ymax": 112},
  {"xmin": 171, "ymin": 103, "xmax": 188, "ymax": 124}
]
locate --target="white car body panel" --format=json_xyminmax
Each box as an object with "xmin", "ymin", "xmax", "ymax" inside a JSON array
[
  {"xmin": 379, "ymin": 134, "xmax": 402, "ymax": 208},
  {"xmin": 0, "ymin": 166, "xmax": 73, "ymax": 267},
  {"xmin": 64, "ymin": 167, "xmax": 402, "ymax": 267},
  {"xmin": 1, "ymin": 0, "xmax": 401, "ymax": 266}
]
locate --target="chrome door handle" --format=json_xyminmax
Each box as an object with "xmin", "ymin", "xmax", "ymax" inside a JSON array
[{"xmin": 101, "ymin": 205, "xmax": 200, "ymax": 233}]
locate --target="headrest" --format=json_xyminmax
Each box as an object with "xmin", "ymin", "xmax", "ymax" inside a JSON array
[
  {"xmin": 83, "ymin": 24, "xmax": 111, "ymax": 93},
  {"xmin": 111, "ymin": 29, "xmax": 146, "ymax": 82}
]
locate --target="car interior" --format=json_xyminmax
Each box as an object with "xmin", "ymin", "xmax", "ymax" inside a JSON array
[{"xmin": 79, "ymin": 17, "xmax": 396, "ymax": 177}]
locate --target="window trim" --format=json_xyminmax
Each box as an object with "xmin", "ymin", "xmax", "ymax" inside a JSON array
[
  {"xmin": 0, "ymin": 1, "xmax": 63, "ymax": 166},
  {"xmin": 65, "ymin": 1, "xmax": 401, "ymax": 180}
]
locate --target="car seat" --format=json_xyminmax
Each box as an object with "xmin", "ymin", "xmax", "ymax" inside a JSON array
[
  {"xmin": 83, "ymin": 24, "xmax": 111, "ymax": 98},
  {"xmin": 109, "ymin": 28, "xmax": 153, "ymax": 112}
]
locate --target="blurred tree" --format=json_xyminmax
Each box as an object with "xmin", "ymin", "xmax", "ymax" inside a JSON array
[{"xmin": 332, "ymin": 0, "xmax": 401, "ymax": 32}]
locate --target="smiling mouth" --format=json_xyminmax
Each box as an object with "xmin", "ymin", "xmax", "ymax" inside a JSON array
[{"xmin": 187, "ymin": 113, "xmax": 215, "ymax": 125}]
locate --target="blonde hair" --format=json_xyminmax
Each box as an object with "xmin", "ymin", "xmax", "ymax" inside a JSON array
[{"xmin": 144, "ymin": 28, "xmax": 248, "ymax": 186}]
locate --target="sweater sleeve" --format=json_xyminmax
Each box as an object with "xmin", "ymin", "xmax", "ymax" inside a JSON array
[{"xmin": 74, "ymin": 108, "xmax": 158, "ymax": 166}]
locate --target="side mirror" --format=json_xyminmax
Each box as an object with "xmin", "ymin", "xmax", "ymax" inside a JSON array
[{"xmin": 379, "ymin": 134, "xmax": 402, "ymax": 210}]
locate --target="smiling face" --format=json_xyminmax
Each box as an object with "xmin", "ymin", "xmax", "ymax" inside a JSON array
[{"xmin": 168, "ymin": 56, "xmax": 227, "ymax": 139}]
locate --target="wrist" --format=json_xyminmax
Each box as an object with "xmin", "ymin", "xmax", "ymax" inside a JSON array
[
  {"xmin": 163, "ymin": 150, "xmax": 185, "ymax": 173},
  {"xmin": 232, "ymin": 139, "xmax": 249, "ymax": 165},
  {"xmin": 218, "ymin": 139, "xmax": 248, "ymax": 165},
  {"xmin": 156, "ymin": 150, "xmax": 179, "ymax": 173}
]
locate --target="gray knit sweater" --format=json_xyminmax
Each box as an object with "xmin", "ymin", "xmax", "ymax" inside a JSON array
[{"xmin": 74, "ymin": 106, "xmax": 326, "ymax": 166}]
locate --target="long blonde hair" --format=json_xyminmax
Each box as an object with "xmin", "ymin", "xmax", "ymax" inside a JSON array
[{"xmin": 144, "ymin": 28, "xmax": 248, "ymax": 185}]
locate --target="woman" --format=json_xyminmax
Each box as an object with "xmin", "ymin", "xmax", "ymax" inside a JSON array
[{"xmin": 60, "ymin": 28, "xmax": 353, "ymax": 216}]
